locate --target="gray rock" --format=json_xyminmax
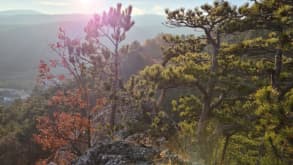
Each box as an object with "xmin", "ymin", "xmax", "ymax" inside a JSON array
[{"xmin": 72, "ymin": 141, "xmax": 158, "ymax": 165}]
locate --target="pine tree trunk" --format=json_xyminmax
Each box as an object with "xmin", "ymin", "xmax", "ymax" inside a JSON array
[
  {"xmin": 197, "ymin": 96, "xmax": 211, "ymax": 161},
  {"xmin": 156, "ymin": 89, "xmax": 166, "ymax": 111},
  {"xmin": 87, "ymin": 116, "xmax": 91, "ymax": 148},
  {"xmin": 197, "ymin": 98, "xmax": 210, "ymax": 139},
  {"xmin": 196, "ymin": 40, "xmax": 219, "ymax": 162},
  {"xmin": 269, "ymin": 137, "xmax": 283, "ymax": 161},
  {"xmin": 257, "ymin": 137, "xmax": 265, "ymax": 165},
  {"xmin": 196, "ymin": 39, "xmax": 218, "ymax": 136},
  {"xmin": 110, "ymin": 42, "xmax": 119, "ymax": 130},
  {"xmin": 220, "ymin": 135, "xmax": 230, "ymax": 165},
  {"xmin": 272, "ymin": 49, "xmax": 282, "ymax": 89},
  {"xmin": 80, "ymin": 84, "xmax": 92, "ymax": 148}
]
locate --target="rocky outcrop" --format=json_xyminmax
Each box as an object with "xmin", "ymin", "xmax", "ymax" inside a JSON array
[{"xmin": 72, "ymin": 141, "xmax": 158, "ymax": 165}]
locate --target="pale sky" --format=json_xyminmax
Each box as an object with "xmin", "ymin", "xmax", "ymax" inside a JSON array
[{"xmin": 0, "ymin": 0, "xmax": 249, "ymax": 15}]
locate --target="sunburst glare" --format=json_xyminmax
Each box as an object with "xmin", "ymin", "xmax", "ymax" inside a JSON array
[{"xmin": 77, "ymin": 0, "xmax": 104, "ymax": 14}]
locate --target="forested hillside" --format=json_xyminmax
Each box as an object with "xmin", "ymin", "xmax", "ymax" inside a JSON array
[
  {"xmin": 0, "ymin": 0, "xmax": 292, "ymax": 165},
  {"xmin": 0, "ymin": 13, "xmax": 193, "ymax": 90}
]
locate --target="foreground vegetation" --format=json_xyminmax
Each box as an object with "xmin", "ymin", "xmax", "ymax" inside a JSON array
[{"xmin": 0, "ymin": 0, "xmax": 292, "ymax": 164}]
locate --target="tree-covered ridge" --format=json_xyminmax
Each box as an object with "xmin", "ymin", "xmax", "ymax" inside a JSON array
[
  {"xmin": 129, "ymin": 0, "xmax": 292, "ymax": 164},
  {"xmin": 0, "ymin": 1, "xmax": 292, "ymax": 165}
]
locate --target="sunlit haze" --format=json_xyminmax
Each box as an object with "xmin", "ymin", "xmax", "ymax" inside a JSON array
[
  {"xmin": 1, "ymin": 0, "xmax": 290, "ymax": 165},
  {"xmin": 0, "ymin": 0, "xmax": 247, "ymax": 15}
]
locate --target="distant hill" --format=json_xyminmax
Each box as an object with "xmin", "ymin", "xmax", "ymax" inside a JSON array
[
  {"xmin": 0, "ymin": 10, "xmax": 43, "ymax": 16},
  {"xmin": 0, "ymin": 13, "xmax": 197, "ymax": 90}
]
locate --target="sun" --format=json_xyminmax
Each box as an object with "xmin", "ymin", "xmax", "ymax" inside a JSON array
[
  {"xmin": 79, "ymin": 0, "xmax": 91, "ymax": 5},
  {"xmin": 76, "ymin": 0, "xmax": 104, "ymax": 14},
  {"xmin": 78, "ymin": 0, "xmax": 94, "ymax": 13}
]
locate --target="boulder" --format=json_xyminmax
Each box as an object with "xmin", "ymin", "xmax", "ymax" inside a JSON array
[{"xmin": 72, "ymin": 141, "xmax": 158, "ymax": 165}]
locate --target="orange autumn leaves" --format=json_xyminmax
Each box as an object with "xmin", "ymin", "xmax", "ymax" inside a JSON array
[
  {"xmin": 34, "ymin": 3, "xmax": 134, "ymax": 164},
  {"xmin": 38, "ymin": 59, "xmax": 66, "ymax": 85},
  {"xmin": 47, "ymin": 89, "xmax": 106, "ymax": 113},
  {"xmin": 34, "ymin": 90, "xmax": 89, "ymax": 151},
  {"xmin": 34, "ymin": 89, "xmax": 106, "ymax": 164},
  {"xmin": 34, "ymin": 112, "xmax": 89, "ymax": 151},
  {"xmin": 48, "ymin": 90, "xmax": 87, "ymax": 109}
]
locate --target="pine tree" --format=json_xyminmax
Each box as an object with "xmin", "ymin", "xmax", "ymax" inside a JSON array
[
  {"xmin": 85, "ymin": 3, "xmax": 134, "ymax": 130},
  {"xmin": 222, "ymin": 0, "xmax": 293, "ymax": 164},
  {"xmin": 127, "ymin": 1, "xmax": 261, "ymax": 163},
  {"xmin": 164, "ymin": 0, "xmax": 239, "ymax": 146},
  {"xmin": 34, "ymin": 3, "xmax": 135, "ymax": 163}
]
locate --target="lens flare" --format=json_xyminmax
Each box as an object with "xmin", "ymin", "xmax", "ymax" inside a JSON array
[
  {"xmin": 78, "ymin": 0, "xmax": 96, "ymax": 13},
  {"xmin": 79, "ymin": 0, "xmax": 91, "ymax": 5}
]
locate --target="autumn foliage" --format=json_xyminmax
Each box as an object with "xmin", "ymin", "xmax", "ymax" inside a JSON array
[
  {"xmin": 34, "ymin": 112, "xmax": 89, "ymax": 152},
  {"xmin": 33, "ymin": 3, "xmax": 134, "ymax": 164}
]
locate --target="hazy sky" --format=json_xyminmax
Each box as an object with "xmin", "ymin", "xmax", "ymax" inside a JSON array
[{"xmin": 0, "ymin": 0, "xmax": 248, "ymax": 15}]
